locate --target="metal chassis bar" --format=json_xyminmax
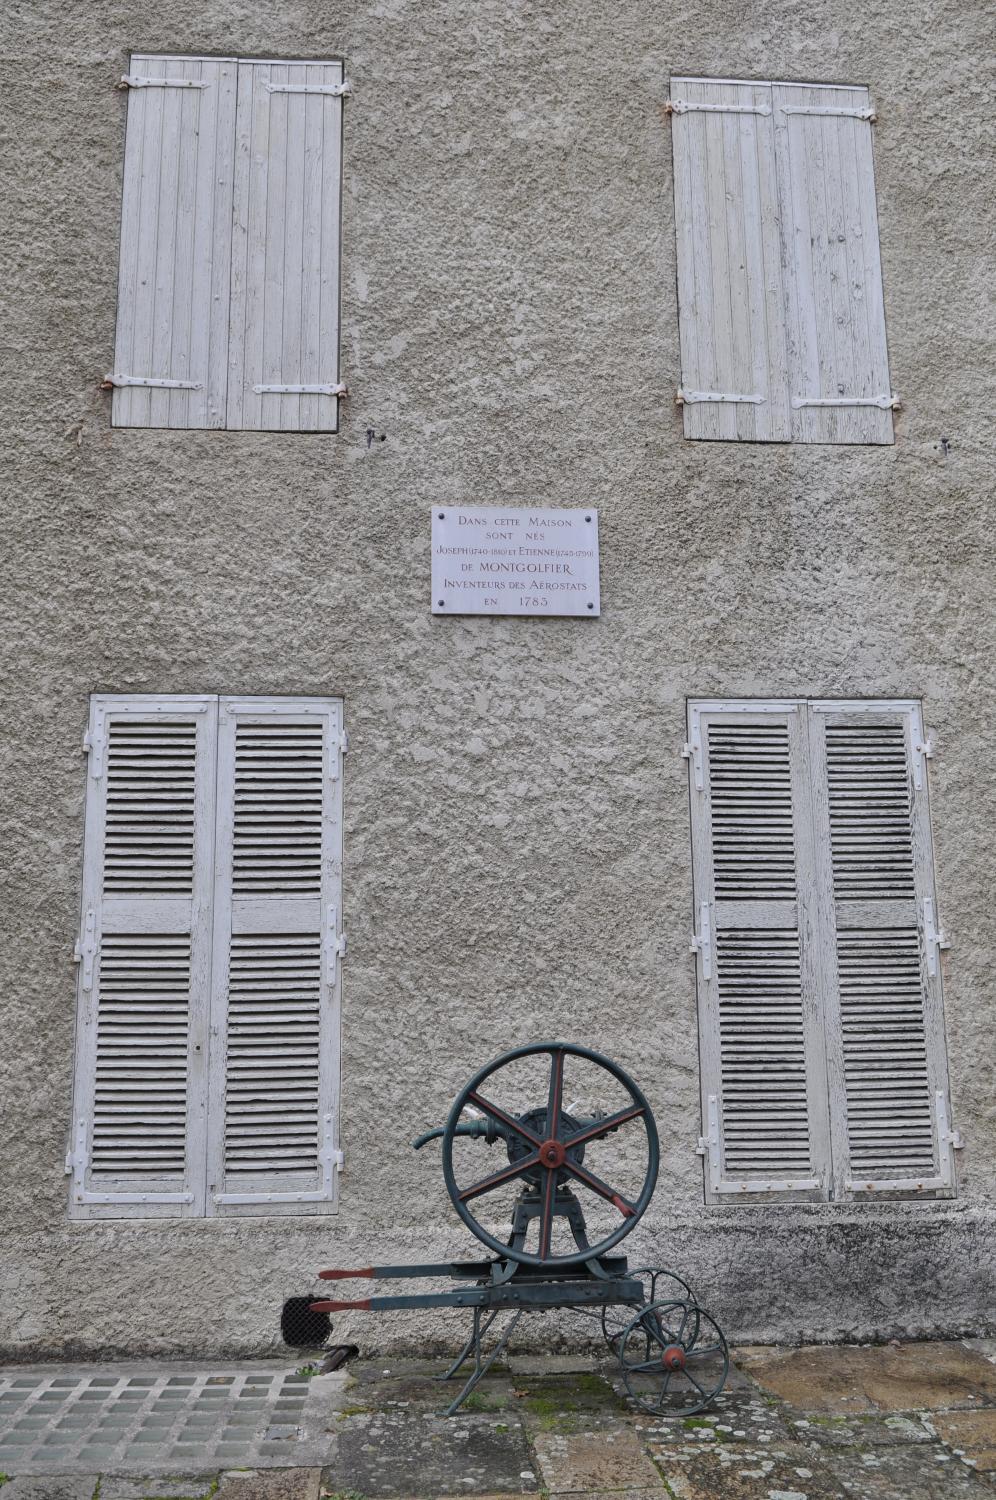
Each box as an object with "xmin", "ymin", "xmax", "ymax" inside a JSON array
[{"xmin": 311, "ymin": 1275, "xmax": 644, "ymax": 1314}]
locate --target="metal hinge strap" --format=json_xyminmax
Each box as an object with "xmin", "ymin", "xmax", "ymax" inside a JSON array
[
  {"xmin": 74, "ymin": 910, "xmax": 98, "ymax": 991},
  {"xmin": 792, "ymin": 394, "xmax": 899, "ymax": 410},
  {"xmin": 677, "ymin": 388, "xmax": 764, "ymax": 406},
  {"xmin": 667, "ymin": 100, "xmax": 771, "ymax": 117},
  {"xmin": 118, "ymin": 75, "xmax": 210, "ymax": 90},
  {"xmin": 781, "ymin": 105, "xmax": 876, "ymax": 121},
  {"xmin": 83, "ymin": 726, "xmax": 105, "ymax": 778},
  {"xmin": 104, "ymin": 374, "xmax": 203, "ymax": 390},
  {"xmin": 253, "ymin": 383, "xmax": 347, "ymax": 396},
  {"xmin": 264, "ymin": 80, "xmax": 352, "ymax": 97}
]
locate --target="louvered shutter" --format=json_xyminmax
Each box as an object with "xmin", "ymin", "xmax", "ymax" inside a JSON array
[
  {"xmin": 688, "ymin": 704, "xmax": 829, "ymax": 1199},
  {"xmin": 226, "ymin": 61, "xmax": 345, "ymax": 433},
  {"xmin": 772, "ymin": 84, "xmax": 894, "ymax": 444},
  {"xmin": 207, "ymin": 699, "xmax": 344, "ymax": 1215},
  {"xmin": 111, "ymin": 57, "xmax": 237, "ymax": 429},
  {"xmin": 669, "ymin": 79, "xmax": 791, "ymax": 441},
  {"xmin": 808, "ymin": 704, "xmax": 955, "ymax": 1194},
  {"xmin": 69, "ymin": 697, "xmax": 217, "ymax": 1217}
]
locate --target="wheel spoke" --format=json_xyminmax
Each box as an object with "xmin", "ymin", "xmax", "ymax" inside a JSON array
[
  {"xmin": 546, "ymin": 1048, "xmax": 566, "ymax": 1140},
  {"xmin": 560, "ymin": 1103, "xmax": 645, "ymax": 1149},
  {"xmin": 629, "ymin": 1358, "xmax": 663, "ymax": 1374},
  {"xmin": 687, "ymin": 1342, "xmax": 723, "ymax": 1358},
  {"xmin": 564, "ymin": 1159, "xmax": 636, "ymax": 1217},
  {"xmin": 466, "ymin": 1091, "xmax": 543, "ymax": 1147},
  {"xmin": 685, "ymin": 1371, "xmax": 708, "ymax": 1400},
  {"xmin": 678, "ymin": 1305, "xmax": 691, "ymax": 1343},
  {"xmin": 457, "ymin": 1153, "xmax": 539, "ymax": 1203},
  {"xmin": 538, "ymin": 1153, "xmax": 557, "ymax": 1258}
]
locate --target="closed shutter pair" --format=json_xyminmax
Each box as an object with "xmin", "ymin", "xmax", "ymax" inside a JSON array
[
  {"xmin": 689, "ymin": 700, "xmax": 956, "ymax": 1201},
  {"xmin": 109, "ymin": 56, "xmax": 346, "ymax": 431},
  {"xmin": 671, "ymin": 78, "xmax": 895, "ymax": 444},
  {"xmin": 69, "ymin": 696, "xmax": 345, "ymax": 1218}
]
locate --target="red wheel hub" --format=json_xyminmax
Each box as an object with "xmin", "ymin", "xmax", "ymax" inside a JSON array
[
  {"xmin": 661, "ymin": 1344, "xmax": 686, "ymax": 1372},
  {"xmin": 539, "ymin": 1138, "xmax": 567, "ymax": 1169}
]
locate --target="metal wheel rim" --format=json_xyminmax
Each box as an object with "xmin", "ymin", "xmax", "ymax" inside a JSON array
[
  {"xmin": 618, "ymin": 1299, "xmax": 728, "ymax": 1417},
  {"xmin": 441, "ymin": 1040, "xmax": 660, "ymax": 1268},
  {"xmin": 600, "ymin": 1267, "xmax": 696, "ymax": 1353}
]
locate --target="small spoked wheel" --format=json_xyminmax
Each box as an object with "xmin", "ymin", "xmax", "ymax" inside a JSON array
[
  {"xmin": 619, "ymin": 1300, "xmax": 728, "ymax": 1416},
  {"xmin": 601, "ymin": 1268, "xmax": 696, "ymax": 1355}
]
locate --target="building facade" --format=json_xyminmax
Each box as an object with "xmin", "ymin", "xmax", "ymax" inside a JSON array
[{"xmin": 2, "ymin": 0, "xmax": 994, "ymax": 1358}]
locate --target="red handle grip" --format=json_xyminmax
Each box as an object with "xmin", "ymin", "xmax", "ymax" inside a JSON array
[
  {"xmin": 310, "ymin": 1298, "xmax": 371, "ymax": 1313},
  {"xmin": 318, "ymin": 1267, "xmax": 374, "ymax": 1280}
]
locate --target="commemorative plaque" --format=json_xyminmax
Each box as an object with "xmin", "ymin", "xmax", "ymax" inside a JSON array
[{"xmin": 431, "ymin": 506, "xmax": 600, "ymax": 617}]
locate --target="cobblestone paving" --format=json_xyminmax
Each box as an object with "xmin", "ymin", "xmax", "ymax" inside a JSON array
[{"xmin": 0, "ymin": 1363, "xmax": 339, "ymax": 1476}]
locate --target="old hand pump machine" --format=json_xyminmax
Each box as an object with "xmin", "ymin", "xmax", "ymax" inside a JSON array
[{"xmin": 282, "ymin": 1042, "xmax": 729, "ymax": 1415}]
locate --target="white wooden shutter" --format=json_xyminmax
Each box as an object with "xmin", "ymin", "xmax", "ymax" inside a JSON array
[
  {"xmin": 207, "ymin": 699, "xmax": 344, "ymax": 1214},
  {"xmin": 69, "ymin": 696, "xmax": 217, "ymax": 1217},
  {"xmin": 809, "ymin": 703, "xmax": 955, "ymax": 1195},
  {"xmin": 670, "ymin": 78, "xmax": 791, "ymax": 441},
  {"xmin": 111, "ymin": 57, "xmax": 237, "ymax": 429},
  {"xmin": 227, "ymin": 61, "xmax": 345, "ymax": 433},
  {"xmin": 772, "ymin": 84, "xmax": 894, "ymax": 444},
  {"xmin": 688, "ymin": 704, "xmax": 829, "ymax": 1199}
]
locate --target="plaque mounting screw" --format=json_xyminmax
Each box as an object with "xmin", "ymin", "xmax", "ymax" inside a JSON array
[
  {"xmin": 438, "ymin": 512, "xmax": 445, "ymax": 519},
  {"xmin": 587, "ymin": 603, "xmax": 594, "ymax": 610},
  {"xmin": 438, "ymin": 599, "xmax": 445, "ymax": 607}
]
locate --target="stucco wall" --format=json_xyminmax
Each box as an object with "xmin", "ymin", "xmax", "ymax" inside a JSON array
[{"xmin": 2, "ymin": 0, "xmax": 995, "ymax": 1358}]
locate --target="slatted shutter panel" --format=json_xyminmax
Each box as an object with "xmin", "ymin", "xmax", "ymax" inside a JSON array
[
  {"xmin": 69, "ymin": 697, "xmax": 217, "ymax": 1217},
  {"xmin": 111, "ymin": 57, "xmax": 237, "ymax": 429},
  {"xmin": 207, "ymin": 699, "xmax": 344, "ymax": 1214},
  {"xmin": 771, "ymin": 84, "xmax": 894, "ymax": 445},
  {"xmin": 688, "ymin": 704, "xmax": 829, "ymax": 1199},
  {"xmin": 227, "ymin": 61, "xmax": 345, "ymax": 433},
  {"xmin": 808, "ymin": 704, "xmax": 955, "ymax": 1194},
  {"xmin": 669, "ymin": 79, "xmax": 791, "ymax": 442}
]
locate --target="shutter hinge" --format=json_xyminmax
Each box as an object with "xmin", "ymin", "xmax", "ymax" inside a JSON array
[
  {"xmin": 677, "ymin": 388, "xmax": 764, "ymax": 406},
  {"xmin": 264, "ymin": 80, "xmax": 352, "ymax": 97},
  {"xmin": 792, "ymin": 394, "xmax": 900, "ymax": 410},
  {"xmin": 690, "ymin": 902, "xmax": 713, "ymax": 981},
  {"xmin": 780, "ymin": 104, "xmax": 876, "ymax": 121},
  {"xmin": 666, "ymin": 99, "xmax": 772, "ymax": 117},
  {"xmin": 74, "ymin": 910, "xmax": 98, "ymax": 990},
  {"xmin": 253, "ymin": 382, "xmax": 348, "ymax": 396},
  {"xmin": 911, "ymin": 724, "xmax": 934, "ymax": 790},
  {"xmin": 117, "ymin": 74, "xmax": 210, "ymax": 90},
  {"xmin": 683, "ymin": 717, "xmax": 704, "ymax": 791},
  {"xmin": 923, "ymin": 896, "xmax": 950, "ymax": 977},
  {"xmin": 102, "ymin": 374, "xmax": 203, "ymax": 390},
  {"xmin": 83, "ymin": 726, "xmax": 105, "ymax": 777},
  {"xmin": 326, "ymin": 909, "xmax": 346, "ymax": 975},
  {"xmin": 699, "ymin": 1095, "xmax": 722, "ymax": 1192}
]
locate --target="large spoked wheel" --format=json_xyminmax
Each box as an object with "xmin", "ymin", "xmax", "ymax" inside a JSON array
[
  {"xmin": 618, "ymin": 1300, "xmax": 728, "ymax": 1416},
  {"xmin": 441, "ymin": 1041, "xmax": 659, "ymax": 1269},
  {"xmin": 601, "ymin": 1268, "xmax": 697, "ymax": 1355}
]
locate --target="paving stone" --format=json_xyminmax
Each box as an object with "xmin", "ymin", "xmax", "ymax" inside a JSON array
[
  {"xmin": 99, "ymin": 1479, "xmax": 219, "ymax": 1499},
  {"xmin": 0, "ymin": 1479, "xmax": 99, "ymax": 1499},
  {"xmin": 638, "ymin": 1390, "xmax": 794, "ymax": 1447},
  {"xmin": 653, "ymin": 1441, "xmax": 847, "ymax": 1499},
  {"xmin": 824, "ymin": 1442, "xmax": 996, "ymax": 1498},
  {"xmin": 217, "ymin": 1470, "xmax": 322, "ymax": 1500},
  {"xmin": 733, "ymin": 1341, "xmax": 996, "ymax": 1414},
  {"xmin": 532, "ymin": 1428, "xmax": 663, "ymax": 1491},
  {"xmin": 506, "ymin": 1355, "xmax": 597, "ymax": 1376},
  {"xmin": 932, "ymin": 1407, "xmax": 996, "ymax": 1470},
  {"xmin": 323, "ymin": 1410, "xmax": 538, "ymax": 1497}
]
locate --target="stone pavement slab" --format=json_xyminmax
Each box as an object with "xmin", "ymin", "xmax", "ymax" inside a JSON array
[
  {"xmin": 734, "ymin": 1340, "xmax": 996, "ymax": 1413},
  {"xmin": 218, "ymin": 1469, "xmax": 322, "ymax": 1500},
  {"xmin": 99, "ymin": 1477, "xmax": 218, "ymax": 1498},
  {"xmin": 0, "ymin": 1480, "xmax": 99, "ymax": 1499},
  {"xmin": 322, "ymin": 1409, "xmax": 539, "ymax": 1497},
  {"xmin": 931, "ymin": 1407, "xmax": 996, "ymax": 1470},
  {"xmin": 531, "ymin": 1428, "xmax": 663, "ymax": 1491},
  {"xmin": 820, "ymin": 1442, "xmax": 995, "ymax": 1498}
]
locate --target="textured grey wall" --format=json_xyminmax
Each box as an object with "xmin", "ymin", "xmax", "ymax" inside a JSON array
[{"xmin": 2, "ymin": 0, "xmax": 994, "ymax": 1357}]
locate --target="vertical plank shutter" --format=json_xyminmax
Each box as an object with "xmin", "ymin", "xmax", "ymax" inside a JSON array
[
  {"xmin": 111, "ymin": 57, "xmax": 237, "ymax": 429},
  {"xmin": 772, "ymin": 84, "xmax": 894, "ymax": 444},
  {"xmin": 689, "ymin": 705, "xmax": 828, "ymax": 1198},
  {"xmin": 809, "ymin": 705, "xmax": 954, "ymax": 1193},
  {"xmin": 207, "ymin": 699, "xmax": 344, "ymax": 1214},
  {"xmin": 670, "ymin": 79, "xmax": 791, "ymax": 441},
  {"xmin": 69, "ymin": 697, "xmax": 217, "ymax": 1217},
  {"xmin": 227, "ymin": 61, "xmax": 345, "ymax": 433}
]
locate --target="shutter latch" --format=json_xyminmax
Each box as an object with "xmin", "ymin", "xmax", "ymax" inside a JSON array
[
  {"xmin": 690, "ymin": 902, "xmax": 713, "ymax": 980},
  {"xmin": 73, "ymin": 910, "xmax": 98, "ymax": 991},
  {"xmin": 83, "ymin": 726, "xmax": 105, "ymax": 778},
  {"xmin": 923, "ymin": 897, "xmax": 950, "ymax": 977}
]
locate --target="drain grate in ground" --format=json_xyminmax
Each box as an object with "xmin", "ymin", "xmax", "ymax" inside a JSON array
[{"xmin": 0, "ymin": 1366, "xmax": 340, "ymax": 1475}]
